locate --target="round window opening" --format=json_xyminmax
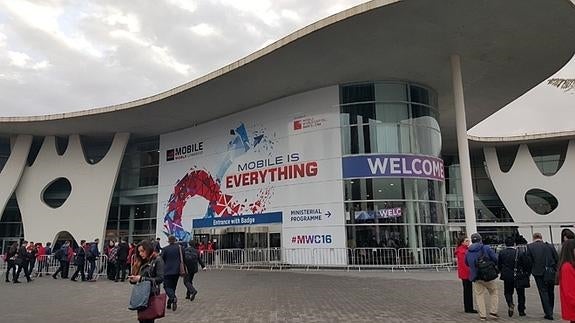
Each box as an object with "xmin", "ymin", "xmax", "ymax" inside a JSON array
[
  {"xmin": 42, "ymin": 177, "xmax": 72, "ymax": 208},
  {"xmin": 524, "ymin": 188, "xmax": 558, "ymax": 215}
]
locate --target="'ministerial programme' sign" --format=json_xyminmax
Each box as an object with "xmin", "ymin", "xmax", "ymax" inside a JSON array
[{"xmin": 342, "ymin": 154, "xmax": 445, "ymax": 181}]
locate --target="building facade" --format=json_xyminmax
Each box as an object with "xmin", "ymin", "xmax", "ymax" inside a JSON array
[{"xmin": 1, "ymin": 0, "xmax": 574, "ymax": 260}]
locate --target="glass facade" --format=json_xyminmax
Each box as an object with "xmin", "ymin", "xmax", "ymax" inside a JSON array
[{"xmin": 340, "ymin": 81, "xmax": 448, "ymax": 251}]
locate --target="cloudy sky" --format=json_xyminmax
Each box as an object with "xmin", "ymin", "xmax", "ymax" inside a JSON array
[
  {"xmin": 0, "ymin": 0, "xmax": 367, "ymax": 116},
  {"xmin": 0, "ymin": 0, "xmax": 573, "ymax": 121}
]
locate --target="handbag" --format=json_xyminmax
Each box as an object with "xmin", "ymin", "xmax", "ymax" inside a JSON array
[
  {"xmin": 178, "ymin": 245, "xmax": 187, "ymax": 277},
  {"xmin": 543, "ymin": 243, "xmax": 557, "ymax": 285},
  {"xmin": 137, "ymin": 293, "xmax": 167, "ymax": 321},
  {"xmin": 513, "ymin": 249, "xmax": 530, "ymax": 288},
  {"xmin": 128, "ymin": 280, "xmax": 152, "ymax": 310}
]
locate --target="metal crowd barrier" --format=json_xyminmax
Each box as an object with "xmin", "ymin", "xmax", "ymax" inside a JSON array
[{"xmin": 32, "ymin": 254, "xmax": 108, "ymax": 280}]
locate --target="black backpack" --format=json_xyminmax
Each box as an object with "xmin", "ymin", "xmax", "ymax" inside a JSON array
[
  {"xmin": 476, "ymin": 246, "xmax": 499, "ymax": 282},
  {"xmin": 54, "ymin": 248, "xmax": 64, "ymax": 261},
  {"xmin": 184, "ymin": 247, "xmax": 198, "ymax": 265}
]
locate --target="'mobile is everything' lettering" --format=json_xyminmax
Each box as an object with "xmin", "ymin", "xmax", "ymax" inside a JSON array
[{"xmin": 342, "ymin": 154, "xmax": 445, "ymax": 181}]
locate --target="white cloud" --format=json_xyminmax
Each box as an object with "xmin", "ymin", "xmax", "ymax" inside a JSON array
[
  {"xmin": 166, "ymin": 0, "xmax": 197, "ymax": 13},
  {"xmin": 190, "ymin": 23, "xmax": 219, "ymax": 37},
  {"xmin": 110, "ymin": 29, "xmax": 190, "ymax": 75},
  {"xmin": 0, "ymin": 0, "xmax": 369, "ymax": 116},
  {"xmin": 7, "ymin": 51, "xmax": 50, "ymax": 70}
]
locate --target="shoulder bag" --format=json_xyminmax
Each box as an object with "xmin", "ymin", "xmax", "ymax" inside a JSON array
[
  {"xmin": 543, "ymin": 243, "xmax": 557, "ymax": 285},
  {"xmin": 178, "ymin": 245, "xmax": 187, "ymax": 277},
  {"xmin": 128, "ymin": 280, "xmax": 152, "ymax": 310},
  {"xmin": 513, "ymin": 249, "xmax": 530, "ymax": 288}
]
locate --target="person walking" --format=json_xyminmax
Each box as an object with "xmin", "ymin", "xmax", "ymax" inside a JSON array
[
  {"xmin": 465, "ymin": 233, "xmax": 499, "ymax": 321},
  {"xmin": 454, "ymin": 236, "xmax": 476, "ymax": 314},
  {"xmin": 53, "ymin": 241, "xmax": 70, "ymax": 279},
  {"xmin": 527, "ymin": 232, "xmax": 559, "ymax": 320},
  {"xmin": 116, "ymin": 239, "xmax": 129, "ymax": 282},
  {"xmin": 27, "ymin": 242, "xmax": 38, "ymax": 276},
  {"xmin": 71, "ymin": 240, "xmax": 87, "ymax": 282},
  {"xmin": 14, "ymin": 240, "xmax": 32, "ymax": 283},
  {"xmin": 558, "ymin": 239, "xmax": 575, "ymax": 323},
  {"xmin": 86, "ymin": 238, "xmax": 100, "ymax": 281},
  {"xmin": 183, "ymin": 241, "xmax": 206, "ymax": 301},
  {"xmin": 4, "ymin": 242, "xmax": 18, "ymax": 283},
  {"xmin": 129, "ymin": 240, "xmax": 165, "ymax": 323},
  {"xmin": 498, "ymin": 236, "xmax": 532, "ymax": 317},
  {"xmin": 161, "ymin": 235, "xmax": 183, "ymax": 311}
]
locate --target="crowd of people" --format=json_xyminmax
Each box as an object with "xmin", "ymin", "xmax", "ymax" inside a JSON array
[{"xmin": 455, "ymin": 229, "xmax": 575, "ymax": 322}]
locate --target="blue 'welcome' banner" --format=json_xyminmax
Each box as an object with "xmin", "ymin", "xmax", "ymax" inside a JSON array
[{"xmin": 342, "ymin": 154, "xmax": 445, "ymax": 181}]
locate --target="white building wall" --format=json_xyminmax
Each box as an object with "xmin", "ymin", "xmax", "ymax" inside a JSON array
[
  {"xmin": 484, "ymin": 140, "xmax": 575, "ymax": 243},
  {"xmin": 15, "ymin": 133, "xmax": 129, "ymax": 244},
  {"xmin": 0, "ymin": 135, "xmax": 32, "ymax": 216}
]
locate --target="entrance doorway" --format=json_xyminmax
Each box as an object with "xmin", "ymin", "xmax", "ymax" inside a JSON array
[{"xmin": 193, "ymin": 224, "xmax": 281, "ymax": 249}]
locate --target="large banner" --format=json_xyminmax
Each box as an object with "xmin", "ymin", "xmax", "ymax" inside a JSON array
[{"xmin": 157, "ymin": 87, "xmax": 346, "ymax": 255}]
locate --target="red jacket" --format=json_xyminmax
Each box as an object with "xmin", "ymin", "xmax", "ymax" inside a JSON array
[
  {"xmin": 455, "ymin": 245, "xmax": 470, "ymax": 280},
  {"xmin": 36, "ymin": 246, "xmax": 46, "ymax": 260},
  {"xmin": 560, "ymin": 262, "xmax": 575, "ymax": 320}
]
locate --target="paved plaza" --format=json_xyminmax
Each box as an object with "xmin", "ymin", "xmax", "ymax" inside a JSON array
[{"xmin": 0, "ymin": 269, "xmax": 562, "ymax": 322}]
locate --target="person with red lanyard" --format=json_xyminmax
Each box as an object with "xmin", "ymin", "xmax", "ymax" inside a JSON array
[
  {"xmin": 35, "ymin": 243, "xmax": 46, "ymax": 277},
  {"xmin": 455, "ymin": 236, "xmax": 477, "ymax": 314}
]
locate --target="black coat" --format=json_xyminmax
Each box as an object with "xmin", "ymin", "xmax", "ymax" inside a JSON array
[
  {"xmin": 133, "ymin": 256, "xmax": 164, "ymax": 296},
  {"xmin": 17, "ymin": 246, "xmax": 29, "ymax": 263},
  {"xmin": 161, "ymin": 243, "xmax": 183, "ymax": 276},
  {"xmin": 117, "ymin": 242, "xmax": 129, "ymax": 263},
  {"xmin": 498, "ymin": 247, "xmax": 531, "ymax": 281},
  {"xmin": 184, "ymin": 247, "xmax": 206, "ymax": 274},
  {"xmin": 74, "ymin": 247, "xmax": 86, "ymax": 265},
  {"xmin": 527, "ymin": 240, "xmax": 558, "ymax": 276}
]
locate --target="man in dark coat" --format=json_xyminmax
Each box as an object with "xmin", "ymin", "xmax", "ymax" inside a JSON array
[
  {"xmin": 15, "ymin": 240, "xmax": 32, "ymax": 283},
  {"xmin": 183, "ymin": 240, "xmax": 206, "ymax": 301},
  {"xmin": 71, "ymin": 240, "xmax": 86, "ymax": 281},
  {"xmin": 115, "ymin": 239, "xmax": 129, "ymax": 282},
  {"xmin": 527, "ymin": 232, "xmax": 559, "ymax": 320},
  {"xmin": 498, "ymin": 237, "xmax": 532, "ymax": 317},
  {"xmin": 161, "ymin": 235, "xmax": 184, "ymax": 311}
]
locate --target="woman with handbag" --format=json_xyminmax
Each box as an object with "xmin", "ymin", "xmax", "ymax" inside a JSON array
[
  {"xmin": 454, "ymin": 236, "xmax": 476, "ymax": 314},
  {"xmin": 558, "ymin": 239, "xmax": 575, "ymax": 323},
  {"xmin": 497, "ymin": 237, "xmax": 532, "ymax": 317},
  {"xmin": 129, "ymin": 240, "xmax": 166, "ymax": 323}
]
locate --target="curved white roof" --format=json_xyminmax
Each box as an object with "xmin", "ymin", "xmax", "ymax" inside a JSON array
[
  {"xmin": 1, "ymin": 0, "xmax": 574, "ymax": 154},
  {"xmin": 468, "ymin": 55, "xmax": 575, "ymax": 143}
]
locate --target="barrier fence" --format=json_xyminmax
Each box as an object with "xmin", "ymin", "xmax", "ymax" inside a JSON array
[
  {"xmin": 1, "ymin": 255, "xmax": 108, "ymax": 280},
  {"xmin": 1, "ymin": 244, "xmax": 566, "ymax": 275}
]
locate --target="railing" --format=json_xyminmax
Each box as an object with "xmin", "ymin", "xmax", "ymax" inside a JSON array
[
  {"xmin": 203, "ymin": 243, "xmax": 559, "ymax": 271},
  {"xmin": 2, "ymin": 244, "xmax": 566, "ymax": 275}
]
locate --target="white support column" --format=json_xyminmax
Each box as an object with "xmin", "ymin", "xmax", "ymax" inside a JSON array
[{"xmin": 450, "ymin": 54, "xmax": 477, "ymax": 236}]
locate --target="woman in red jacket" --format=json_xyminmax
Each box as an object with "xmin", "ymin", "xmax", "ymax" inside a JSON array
[
  {"xmin": 559, "ymin": 239, "xmax": 575, "ymax": 322},
  {"xmin": 454, "ymin": 236, "xmax": 477, "ymax": 314}
]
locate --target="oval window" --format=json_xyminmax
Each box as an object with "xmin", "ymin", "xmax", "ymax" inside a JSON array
[
  {"xmin": 525, "ymin": 188, "xmax": 558, "ymax": 215},
  {"xmin": 42, "ymin": 178, "xmax": 72, "ymax": 208}
]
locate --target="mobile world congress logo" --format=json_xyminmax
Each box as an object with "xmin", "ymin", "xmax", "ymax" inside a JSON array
[
  {"xmin": 166, "ymin": 142, "xmax": 204, "ymax": 162},
  {"xmin": 291, "ymin": 234, "xmax": 333, "ymax": 244}
]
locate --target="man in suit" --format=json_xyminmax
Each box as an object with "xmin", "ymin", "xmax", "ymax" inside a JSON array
[
  {"xmin": 161, "ymin": 235, "xmax": 184, "ymax": 311},
  {"xmin": 183, "ymin": 240, "xmax": 206, "ymax": 301},
  {"xmin": 527, "ymin": 232, "xmax": 559, "ymax": 320}
]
